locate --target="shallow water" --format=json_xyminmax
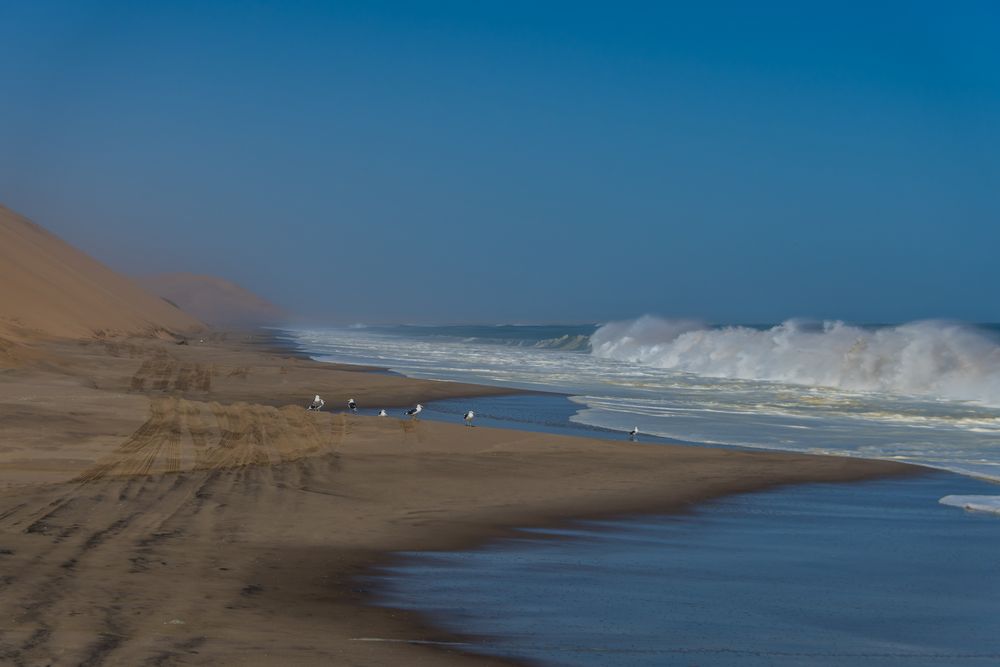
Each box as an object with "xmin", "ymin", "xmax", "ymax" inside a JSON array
[
  {"xmin": 406, "ymin": 394, "xmax": 684, "ymax": 444},
  {"xmin": 374, "ymin": 473, "xmax": 1000, "ymax": 666}
]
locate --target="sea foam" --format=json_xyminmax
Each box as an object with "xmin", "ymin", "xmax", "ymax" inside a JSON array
[
  {"xmin": 591, "ymin": 316, "xmax": 1000, "ymax": 406},
  {"xmin": 939, "ymin": 495, "xmax": 1000, "ymax": 515}
]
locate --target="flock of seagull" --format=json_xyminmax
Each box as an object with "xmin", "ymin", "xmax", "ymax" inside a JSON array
[
  {"xmin": 305, "ymin": 394, "xmax": 639, "ymax": 440},
  {"xmin": 306, "ymin": 395, "xmax": 474, "ymax": 426}
]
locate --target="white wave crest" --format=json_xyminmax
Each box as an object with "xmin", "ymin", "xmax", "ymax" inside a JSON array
[
  {"xmin": 939, "ymin": 495, "xmax": 1000, "ymax": 515},
  {"xmin": 590, "ymin": 316, "xmax": 1000, "ymax": 405}
]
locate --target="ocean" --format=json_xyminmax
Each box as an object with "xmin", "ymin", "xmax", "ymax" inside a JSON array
[
  {"xmin": 373, "ymin": 473, "xmax": 1000, "ymax": 666},
  {"xmin": 288, "ymin": 317, "xmax": 1000, "ymax": 484},
  {"xmin": 286, "ymin": 318, "xmax": 1000, "ymax": 665}
]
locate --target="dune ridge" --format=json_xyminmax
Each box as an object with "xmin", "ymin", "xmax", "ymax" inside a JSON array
[{"xmin": 137, "ymin": 272, "xmax": 286, "ymax": 327}]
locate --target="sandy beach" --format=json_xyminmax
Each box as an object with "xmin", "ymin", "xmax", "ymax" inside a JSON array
[
  {"xmin": 2, "ymin": 4, "xmax": 995, "ymax": 661},
  {"xmin": 0, "ymin": 332, "xmax": 920, "ymax": 666}
]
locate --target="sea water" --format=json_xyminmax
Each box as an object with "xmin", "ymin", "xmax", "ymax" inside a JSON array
[
  {"xmin": 287, "ymin": 320, "xmax": 1000, "ymax": 665},
  {"xmin": 287, "ymin": 318, "xmax": 1000, "ymax": 483},
  {"xmin": 373, "ymin": 473, "xmax": 1000, "ymax": 666}
]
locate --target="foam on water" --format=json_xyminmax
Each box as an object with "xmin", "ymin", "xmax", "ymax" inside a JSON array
[
  {"xmin": 939, "ymin": 495, "xmax": 1000, "ymax": 515},
  {"xmin": 591, "ymin": 316, "xmax": 1000, "ymax": 406}
]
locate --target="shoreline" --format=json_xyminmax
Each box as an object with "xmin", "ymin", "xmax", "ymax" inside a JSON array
[
  {"xmin": 271, "ymin": 326, "xmax": 564, "ymax": 400},
  {"xmin": 0, "ymin": 331, "xmax": 926, "ymax": 665},
  {"xmin": 379, "ymin": 471, "xmax": 1000, "ymax": 666},
  {"xmin": 364, "ymin": 466, "xmax": 935, "ymax": 666}
]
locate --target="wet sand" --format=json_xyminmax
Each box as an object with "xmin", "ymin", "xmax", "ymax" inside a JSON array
[{"xmin": 0, "ymin": 333, "xmax": 922, "ymax": 665}]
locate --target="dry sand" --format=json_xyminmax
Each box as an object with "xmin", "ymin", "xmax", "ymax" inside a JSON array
[
  {"xmin": 0, "ymin": 205, "xmax": 203, "ymax": 342},
  {"xmin": 135, "ymin": 274, "xmax": 287, "ymax": 328},
  {"xmin": 0, "ymin": 333, "xmax": 921, "ymax": 666}
]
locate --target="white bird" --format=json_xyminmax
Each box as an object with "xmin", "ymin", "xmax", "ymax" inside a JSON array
[
  {"xmin": 464, "ymin": 410, "xmax": 475, "ymax": 426},
  {"xmin": 405, "ymin": 403, "xmax": 423, "ymax": 418},
  {"xmin": 378, "ymin": 409, "xmax": 387, "ymax": 417},
  {"xmin": 628, "ymin": 426, "xmax": 639, "ymax": 441},
  {"xmin": 348, "ymin": 398, "xmax": 358, "ymax": 413},
  {"xmin": 307, "ymin": 395, "xmax": 325, "ymax": 411}
]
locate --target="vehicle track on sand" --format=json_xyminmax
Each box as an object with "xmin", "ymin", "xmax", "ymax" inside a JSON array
[
  {"xmin": 75, "ymin": 397, "xmax": 331, "ymax": 481},
  {"xmin": 0, "ymin": 396, "xmax": 346, "ymax": 666},
  {"xmin": 130, "ymin": 353, "xmax": 213, "ymax": 393},
  {"xmin": 0, "ymin": 460, "xmax": 346, "ymax": 665}
]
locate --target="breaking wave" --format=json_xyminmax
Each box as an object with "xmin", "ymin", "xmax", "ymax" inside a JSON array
[
  {"xmin": 452, "ymin": 334, "xmax": 591, "ymax": 349},
  {"xmin": 590, "ymin": 316, "xmax": 1000, "ymax": 406},
  {"xmin": 534, "ymin": 334, "xmax": 592, "ymax": 351}
]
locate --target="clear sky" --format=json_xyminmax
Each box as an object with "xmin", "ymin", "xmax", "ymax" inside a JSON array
[{"xmin": 1, "ymin": 1, "xmax": 998, "ymax": 324}]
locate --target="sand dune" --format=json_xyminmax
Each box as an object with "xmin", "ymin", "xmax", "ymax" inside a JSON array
[
  {"xmin": 0, "ymin": 336, "xmax": 37, "ymax": 368},
  {"xmin": 137, "ymin": 273, "xmax": 286, "ymax": 327},
  {"xmin": 0, "ymin": 204, "xmax": 203, "ymax": 342}
]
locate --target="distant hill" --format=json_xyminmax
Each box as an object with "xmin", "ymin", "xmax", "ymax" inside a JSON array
[
  {"xmin": 0, "ymin": 204, "xmax": 204, "ymax": 343},
  {"xmin": 136, "ymin": 273, "xmax": 287, "ymax": 328}
]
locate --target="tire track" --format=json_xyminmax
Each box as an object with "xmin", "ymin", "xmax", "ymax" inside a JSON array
[
  {"xmin": 128, "ymin": 347, "xmax": 215, "ymax": 396},
  {"xmin": 78, "ymin": 394, "xmax": 335, "ymax": 482},
  {"xmin": 1, "ymin": 388, "xmax": 344, "ymax": 664},
  {"xmin": 0, "ymin": 470, "xmax": 237, "ymax": 666}
]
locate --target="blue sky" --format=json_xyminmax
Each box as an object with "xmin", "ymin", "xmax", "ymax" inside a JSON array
[{"xmin": 1, "ymin": 1, "xmax": 998, "ymax": 324}]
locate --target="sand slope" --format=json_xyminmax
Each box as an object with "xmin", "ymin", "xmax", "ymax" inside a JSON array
[
  {"xmin": 0, "ymin": 204, "xmax": 203, "ymax": 341},
  {"xmin": 137, "ymin": 273, "xmax": 286, "ymax": 327}
]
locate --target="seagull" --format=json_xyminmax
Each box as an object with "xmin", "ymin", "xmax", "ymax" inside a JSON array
[
  {"xmin": 464, "ymin": 410, "xmax": 475, "ymax": 427},
  {"xmin": 378, "ymin": 409, "xmax": 387, "ymax": 417},
  {"xmin": 307, "ymin": 395, "xmax": 325, "ymax": 411},
  {"xmin": 405, "ymin": 403, "xmax": 423, "ymax": 419},
  {"xmin": 628, "ymin": 426, "xmax": 639, "ymax": 441},
  {"xmin": 348, "ymin": 398, "xmax": 358, "ymax": 414}
]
